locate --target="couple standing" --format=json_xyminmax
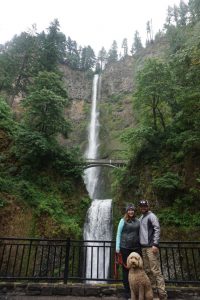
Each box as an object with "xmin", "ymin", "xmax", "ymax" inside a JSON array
[{"xmin": 116, "ymin": 200, "xmax": 167, "ymax": 300}]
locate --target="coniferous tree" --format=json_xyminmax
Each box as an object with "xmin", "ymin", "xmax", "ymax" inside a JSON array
[
  {"xmin": 65, "ymin": 37, "xmax": 80, "ymax": 69},
  {"xmin": 80, "ymin": 46, "xmax": 96, "ymax": 71},
  {"xmin": 173, "ymin": 5, "xmax": 179, "ymax": 25},
  {"xmin": 146, "ymin": 20, "xmax": 154, "ymax": 44},
  {"xmin": 188, "ymin": 0, "xmax": 200, "ymax": 23},
  {"xmin": 107, "ymin": 40, "xmax": 118, "ymax": 63},
  {"xmin": 97, "ymin": 47, "xmax": 107, "ymax": 71},
  {"xmin": 38, "ymin": 19, "xmax": 66, "ymax": 71},
  {"xmin": 121, "ymin": 38, "xmax": 128, "ymax": 57},
  {"xmin": 0, "ymin": 31, "xmax": 40, "ymax": 105},
  {"xmin": 15, "ymin": 71, "xmax": 70, "ymax": 167},
  {"xmin": 166, "ymin": 5, "xmax": 174, "ymax": 25},
  {"xmin": 179, "ymin": 0, "xmax": 188, "ymax": 26},
  {"xmin": 131, "ymin": 31, "xmax": 143, "ymax": 55}
]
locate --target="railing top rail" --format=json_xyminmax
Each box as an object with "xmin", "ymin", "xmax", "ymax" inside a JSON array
[{"xmin": 0, "ymin": 237, "xmax": 200, "ymax": 244}]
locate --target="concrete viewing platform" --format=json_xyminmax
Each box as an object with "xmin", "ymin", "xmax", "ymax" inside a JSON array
[{"xmin": 0, "ymin": 282, "xmax": 200, "ymax": 299}]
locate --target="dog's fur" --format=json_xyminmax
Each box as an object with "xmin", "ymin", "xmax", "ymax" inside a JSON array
[{"xmin": 127, "ymin": 252, "xmax": 153, "ymax": 300}]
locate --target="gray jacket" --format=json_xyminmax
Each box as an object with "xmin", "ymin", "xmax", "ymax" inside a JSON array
[{"xmin": 139, "ymin": 211, "xmax": 160, "ymax": 247}]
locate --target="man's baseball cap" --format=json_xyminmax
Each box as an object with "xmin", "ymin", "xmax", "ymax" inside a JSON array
[{"xmin": 138, "ymin": 200, "xmax": 149, "ymax": 207}]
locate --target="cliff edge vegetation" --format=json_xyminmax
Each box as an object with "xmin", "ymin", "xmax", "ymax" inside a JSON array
[{"xmin": 109, "ymin": 3, "xmax": 200, "ymax": 239}]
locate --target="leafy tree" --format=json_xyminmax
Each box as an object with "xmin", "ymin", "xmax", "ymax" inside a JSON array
[
  {"xmin": 135, "ymin": 58, "xmax": 173, "ymax": 131},
  {"xmin": 14, "ymin": 71, "xmax": 70, "ymax": 168}
]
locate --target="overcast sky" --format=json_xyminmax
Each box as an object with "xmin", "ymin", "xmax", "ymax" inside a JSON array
[{"xmin": 0, "ymin": 0, "xmax": 186, "ymax": 55}]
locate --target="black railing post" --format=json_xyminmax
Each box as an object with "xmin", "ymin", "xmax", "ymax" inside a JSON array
[{"xmin": 63, "ymin": 238, "xmax": 70, "ymax": 284}]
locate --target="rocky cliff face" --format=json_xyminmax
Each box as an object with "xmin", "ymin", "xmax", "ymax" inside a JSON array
[
  {"xmin": 101, "ymin": 56, "xmax": 135, "ymax": 99},
  {"xmin": 59, "ymin": 65, "xmax": 93, "ymax": 151},
  {"xmin": 60, "ymin": 65, "xmax": 92, "ymax": 101},
  {"xmin": 61, "ymin": 41, "xmax": 166, "ymax": 153},
  {"xmin": 61, "ymin": 57, "xmax": 136, "ymax": 155}
]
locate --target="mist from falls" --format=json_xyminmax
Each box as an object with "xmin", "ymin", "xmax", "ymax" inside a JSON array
[{"xmin": 83, "ymin": 74, "xmax": 112, "ymax": 281}]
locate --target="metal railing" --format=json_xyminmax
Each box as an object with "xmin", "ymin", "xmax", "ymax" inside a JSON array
[{"xmin": 0, "ymin": 238, "xmax": 200, "ymax": 284}]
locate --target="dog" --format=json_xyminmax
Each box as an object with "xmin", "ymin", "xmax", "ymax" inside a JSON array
[{"xmin": 127, "ymin": 252, "xmax": 153, "ymax": 300}]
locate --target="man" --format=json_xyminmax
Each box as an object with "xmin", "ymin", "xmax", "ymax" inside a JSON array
[{"xmin": 138, "ymin": 199, "xmax": 167, "ymax": 300}]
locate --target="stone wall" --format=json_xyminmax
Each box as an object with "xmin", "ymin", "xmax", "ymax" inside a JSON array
[{"xmin": 0, "ymin": 282, "xmax": 200, "ymax": 299}]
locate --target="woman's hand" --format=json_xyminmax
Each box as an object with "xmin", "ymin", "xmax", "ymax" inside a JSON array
[{"xmin": 152, "ymin": 245, "xmax": 159, "ymax": 254}]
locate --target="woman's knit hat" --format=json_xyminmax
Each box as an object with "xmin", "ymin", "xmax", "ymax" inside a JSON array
[{"xmin": 125, "ymin": 204, "xmax": 135, "ymax": 212}]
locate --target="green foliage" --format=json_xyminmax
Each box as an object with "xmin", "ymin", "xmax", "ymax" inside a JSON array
[
  {"xmin": 111, "ymin": 167, "xmax": 139, "ymax": 200},
  {"xmin": 135, "ymin": 58, "xmax": 173, "ymax": 131},
  {"xmin": 159, "ymin": 205, "xmax": 200, "ymax": 227},
  {"xmin": 14, "ymin": 71, "xmax": 77, "ymax": 173},
  {"xmin": 38, "ymin": 19, "xmax": 67, "ymax": 71},
  {"xmin": 17, "ymin": 180, "xmax": 40, "ymax": 206},
  {"xmin": 115, "ymin": 8, "xmax": 200, "ymax": 233},
  {"xmin": 52, "ymin": 146, "xmax": 83, "ymax": 178},
  {"xmin": 79, "ymin": 196, "xmax": 91, "ymax": 211},
  {"xmin": 80, "ymin": 46, "xmax": 96, "ymax": 71},
  {"xmin": 188, "ymin": 0, "xmax": 200, "ymax": 23},
  {"xmin": 0, "ymin": 176, "xmax": 15, "ymax": 193},
  {"xmin": 14, "ymin": 129, "xmax": 53, "ymax": 167},
  {"xmin": 157, "ymin": 174, "xmax": 200, "ymax": 227},
  {"xmin": 23, "ymin": 71, "xmax": 70, "ymax": 137},
  {"xmin": 152, "ymin": 172, "xmax": 182, "ymax": 195},
  {"xmin": 0, "ymin": 97, "xmax": 15, "ymax": 132}
]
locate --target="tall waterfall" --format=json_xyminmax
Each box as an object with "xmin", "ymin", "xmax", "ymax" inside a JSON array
[
  {"xmin": 83, "ymin": 74, "xmax": 112, "ymax": 281},
  {"xmin": 84, "ymin": 74, "xmax": 100, "ymax": 199}
]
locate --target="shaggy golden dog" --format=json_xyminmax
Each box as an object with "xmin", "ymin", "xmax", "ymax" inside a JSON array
[{"xmin": 127, "ymin": 252, "xmax": 153, "ymax": 300}]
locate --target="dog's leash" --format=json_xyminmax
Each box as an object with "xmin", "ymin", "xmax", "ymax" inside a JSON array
[{"xmin": 114, "ymin": 252, "xmax": 128, "ymax": 279}]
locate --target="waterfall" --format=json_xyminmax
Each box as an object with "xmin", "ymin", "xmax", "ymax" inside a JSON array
[
  {"xmin": 83, "ymin": 74, "xmax": 112, "ymax": 282},
  {"xmin": 84, "ymin": 74, "xmax": 100, "ymax": 199}
]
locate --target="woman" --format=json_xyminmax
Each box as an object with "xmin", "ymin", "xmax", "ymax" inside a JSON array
[{"xmin": 116, "ymin": 204, "xmax": 141, "ymax": 299}]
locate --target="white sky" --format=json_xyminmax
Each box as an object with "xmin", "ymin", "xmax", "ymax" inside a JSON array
[{"xmin": 0, "ymin": 0, "xmax": 185, "ymax": 55}]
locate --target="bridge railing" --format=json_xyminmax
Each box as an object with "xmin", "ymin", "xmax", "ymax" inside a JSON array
[{"xmin": 0, "ymin": 238, "xmax": 199, "ymax": 284}]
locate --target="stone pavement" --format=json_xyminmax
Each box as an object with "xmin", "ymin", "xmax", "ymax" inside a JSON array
[{"xmin": 0, "ymin": 297, "xmax": 160, "ymax": 300}]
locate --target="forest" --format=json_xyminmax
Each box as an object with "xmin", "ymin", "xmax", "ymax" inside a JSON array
[{"xmin": 0, "ymin": 0, "xmax": 200, "ymax": 239}]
